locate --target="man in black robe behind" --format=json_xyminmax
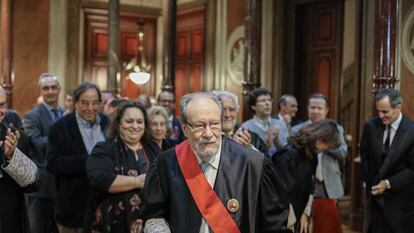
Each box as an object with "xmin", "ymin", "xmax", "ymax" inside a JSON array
[
  {"xmin": 141, "ymin": 92, "xmax": 290, "ymax": 233},
  {"xmin": 0, "ymin": 86, "xmax": 40, "ymax": 233}
]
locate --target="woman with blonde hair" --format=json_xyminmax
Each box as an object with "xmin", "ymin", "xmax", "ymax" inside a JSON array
[{"xmin": 146, "ymin": 106, "xmax": 174, "ymax": 151}]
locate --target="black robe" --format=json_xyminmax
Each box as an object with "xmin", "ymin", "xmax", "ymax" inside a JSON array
[
  {"xmin": 0, "ymin": 111, "xmax": 37, "ymax": 233},
  {"xmin": 272, "ymin": 145, "xmax": 317, "ymax": 219},
  {"xmin": 141, "ymin": 136, "xmax": 290, "ymax": 233}
]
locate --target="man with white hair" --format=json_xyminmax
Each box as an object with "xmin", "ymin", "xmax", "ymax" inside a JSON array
[
  {"xmin": 142, "ymin": 92, "xmax": 290, "ymax": 233},
  {"xmin": 212, "ymin": 90, "xmax": 268, "ymax": 154}
]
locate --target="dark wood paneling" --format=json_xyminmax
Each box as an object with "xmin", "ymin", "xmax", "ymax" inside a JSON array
[
  {"xmin": 174, "ymin": 8, "xmax": 205, "ymax": 116},
  {"xmin": 93, "ymin": 32, "xmax": 108, "ymax": 58},
  {"xmin": 12, "ymin": 0, "xmax": 49, "ymax": 114},
  {"xmin": 177, "ymin": 32, "xmax": 189, "ymax": 58},
  {"xmin": 316, "ymin": 10, "xmax": 336, "ymax": 45},
  {"xmin": 313, "ymin": 50, "xmax": 335, "ymax": 98},
  {"xmin": 190, "ymin": 63, "xmax": 202, "ymax": 91},
  {"xmin": 191, "ymin": 29, "xmax": 203, "ymax": 56},
  {"xmin": 121, "ymin": 32, "xmax": 139, "ymax": 58}
]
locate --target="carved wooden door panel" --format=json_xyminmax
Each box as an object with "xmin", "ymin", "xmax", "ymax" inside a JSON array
[
  {"xmin": 174, "ymin": 8, "xmax": 205, "ymax": 116},
  {"xmin": 304, "ymin": 1, "xmax": 342, "ymax": 119},
  {"xmin": 286, "ymin": 0, "xmax": 343, "ymax": 120}
]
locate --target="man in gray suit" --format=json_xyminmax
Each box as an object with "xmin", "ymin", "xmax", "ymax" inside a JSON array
[
  {"xmin": 24, "ymin": 73, "xmax": 63, "ymax": 233},
  {"xmin": 292, "ymin": 93, "xmax": 347, "ymax": 232}
]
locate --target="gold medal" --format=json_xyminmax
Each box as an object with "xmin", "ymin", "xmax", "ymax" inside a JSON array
[{"xmin": 227, "ymin": 198, "xmax": 239, "ymax": 213}]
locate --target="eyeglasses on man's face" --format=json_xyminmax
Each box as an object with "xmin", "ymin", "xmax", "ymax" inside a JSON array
[
  {"xmin": 186, "ymin": 121, "xmax": 222, "ymax": 133},
  {"xmin": 41, "ymin": 85, "xmax": 59, "ymax": 92}
]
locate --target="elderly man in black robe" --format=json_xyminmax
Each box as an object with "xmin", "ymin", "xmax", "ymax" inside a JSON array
[
  {"xmin": 141, "ymin": 92, "xmax": 290, "ymax": 233},
  {"xmin": 0, "ymin": 86, "xmax": 40, "ymax": 233}
]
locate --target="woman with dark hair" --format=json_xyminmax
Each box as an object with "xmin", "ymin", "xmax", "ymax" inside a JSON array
[
  {"xmin": 85, "ymin": 101, "xmax": 161, "ymax": 233},
  {"xmin": 272, "ymin": 119, "xmax": 340, "ymax": 233}
]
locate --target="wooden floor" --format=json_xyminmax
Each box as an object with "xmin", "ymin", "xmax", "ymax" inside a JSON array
[{"xmin": 342, "ymin": 224, "xmax": 362, "ymax": 233}]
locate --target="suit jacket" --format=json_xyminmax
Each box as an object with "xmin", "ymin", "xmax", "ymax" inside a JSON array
[
  {"xmin": 24, "ymin": 103, "xmax": 63, "ymax": 198},
  {"xmin": 292, "ymin": 121, "xmax": 347, "ymax": 199},
  {"xmin": 141, "ymin": 137, "xmax": 290, "ymax": 233},
  {"xmin": 46, "ymin": 112, "xmax": 109, "ymax": 228},
  {"xmin": 360, "ymin": 115, "xmax": 414, "ymax": 233},
  {"xmin": 0, "ymin": 111, "xmax": 38, "ymax": 233}
]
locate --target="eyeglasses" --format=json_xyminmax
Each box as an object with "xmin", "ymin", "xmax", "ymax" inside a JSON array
[
  {"xmin": 41, "ymin": 85, "xmax": 59, "ymax": 91},
  {"xmin": 79, "ymin": 100, "xmax": 100, "ymax": 107},
  {"xmin": 186, "ymin": 121, "xmax": 221, "ymax": 133}
]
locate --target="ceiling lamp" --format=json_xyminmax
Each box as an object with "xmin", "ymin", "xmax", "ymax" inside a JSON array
[{"xmin": 124, "ymin": 20, "xmax": 151, "ymax": 85}]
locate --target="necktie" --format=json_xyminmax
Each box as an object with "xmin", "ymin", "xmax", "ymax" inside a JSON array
[
  {"xmin": 315, "ymin": 153, "xmax": 323, "ymax": 182},
  {"xmin": 51, "ymin": 109, "xmax": 60, "ymax": 121},
  {"xmin": 383, "ymin": 125, "xmax": 391, "ymax": 152},
  {"xmin": 200, "ymin": 162, "xmax": 209, "ymax": 174},
  {"xmin": 199, "ymin": 161, "xmax": 210, "ymax": 233}
]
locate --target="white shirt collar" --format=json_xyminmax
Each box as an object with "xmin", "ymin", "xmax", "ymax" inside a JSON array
[{"xmin": 390, "ymin": 112, "xmax": 402, "ymax": 131}]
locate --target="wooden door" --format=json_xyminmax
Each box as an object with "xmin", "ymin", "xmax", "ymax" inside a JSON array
[
  {"xmin": 285, "ymin": 0, "xmax": 343, "ymax": 120},
  {"xmin": 174, "ymin": 8, "xmax": 205, "ymax": 116}
]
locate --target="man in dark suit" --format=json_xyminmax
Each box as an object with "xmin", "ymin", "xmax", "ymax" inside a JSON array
[
  {"xmin": 158, "ymin": 90, "xmax": 185, "ymax": 144},
  {"xmin": 0, "ymin": 86, "xmax": 40, "ymax": 233},
  {"xmin": 142, "ymin": 93, "xmax": 290, "ymax": 233},
  {"xmin": 24, "ymin": 73, "xmax": 63, "ymax": 233},
  {"xmin": 47, "ymin": 82, "xmax": 109, "ymax": 233},
  {"xmin": 360, "ymin": 88, "xmax": 414, "ymax": 233}
]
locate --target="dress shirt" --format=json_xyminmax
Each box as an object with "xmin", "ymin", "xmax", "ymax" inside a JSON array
[
  {"xmin": 383, "ymin": 113, "xmax": 402, "ymax": 146},
  {"xmin": 195, "ymin": 139, "xmax": 222, "ymax": 233},
  {"xmin": 75, "ymin": 112, "xmax": 105, "ymax": 154}
]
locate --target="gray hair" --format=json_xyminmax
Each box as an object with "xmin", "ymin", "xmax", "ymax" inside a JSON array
[
  {"xmin": 147, "ymin": 106, "xmax": 169, "ymax": 124},
  {"xmin": 278, "ymin": 94, "xmax": 296, "ymax": 109},
  {"xmin": 375, "ymin": 88, "xmax": 402, "ymax": 108},
  {"xmin": 211, "ymin": 90, "xmax": 240, "ymax": 111},
  {"xmin": 179, "ymin": 92, "xmax": 223, "ymax": 124},
  {"xmin": 38, "ymin": 73, "xmax": 59, "ymax": 86}
]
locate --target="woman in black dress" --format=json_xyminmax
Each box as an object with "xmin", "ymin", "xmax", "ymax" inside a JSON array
[
  {"xmin": 85, "ymin": 101, "xmax": 160, "ymax": 233},
  {"xmin": 272, "ymin": 119, "xmax": 340, "ymax": 233}
]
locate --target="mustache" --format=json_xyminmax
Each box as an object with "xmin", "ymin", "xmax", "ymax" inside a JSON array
[{"xmin": 199, "ymin": 139, "xmax": 216, "ymax": 144}]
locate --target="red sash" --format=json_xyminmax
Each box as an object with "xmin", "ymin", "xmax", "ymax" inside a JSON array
[{"xmin": 175, "ymin": 140, "xmax": 241, "ymax": 233}]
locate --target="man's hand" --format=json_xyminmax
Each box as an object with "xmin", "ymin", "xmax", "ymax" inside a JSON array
[
  {"xmin": 282, "ymin": 114, "xmax": 292, "ymax": 125},
  {"xmin": 233, "ymin": 128, "xmax": 252, "ymax": 148},
  {"xmin": 371, "ymin": 180, "xmax": 387, "ymax": 196},
  {"xmin": 0, "ymin": 127, "xmax": 20, "ymax": 160}
]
